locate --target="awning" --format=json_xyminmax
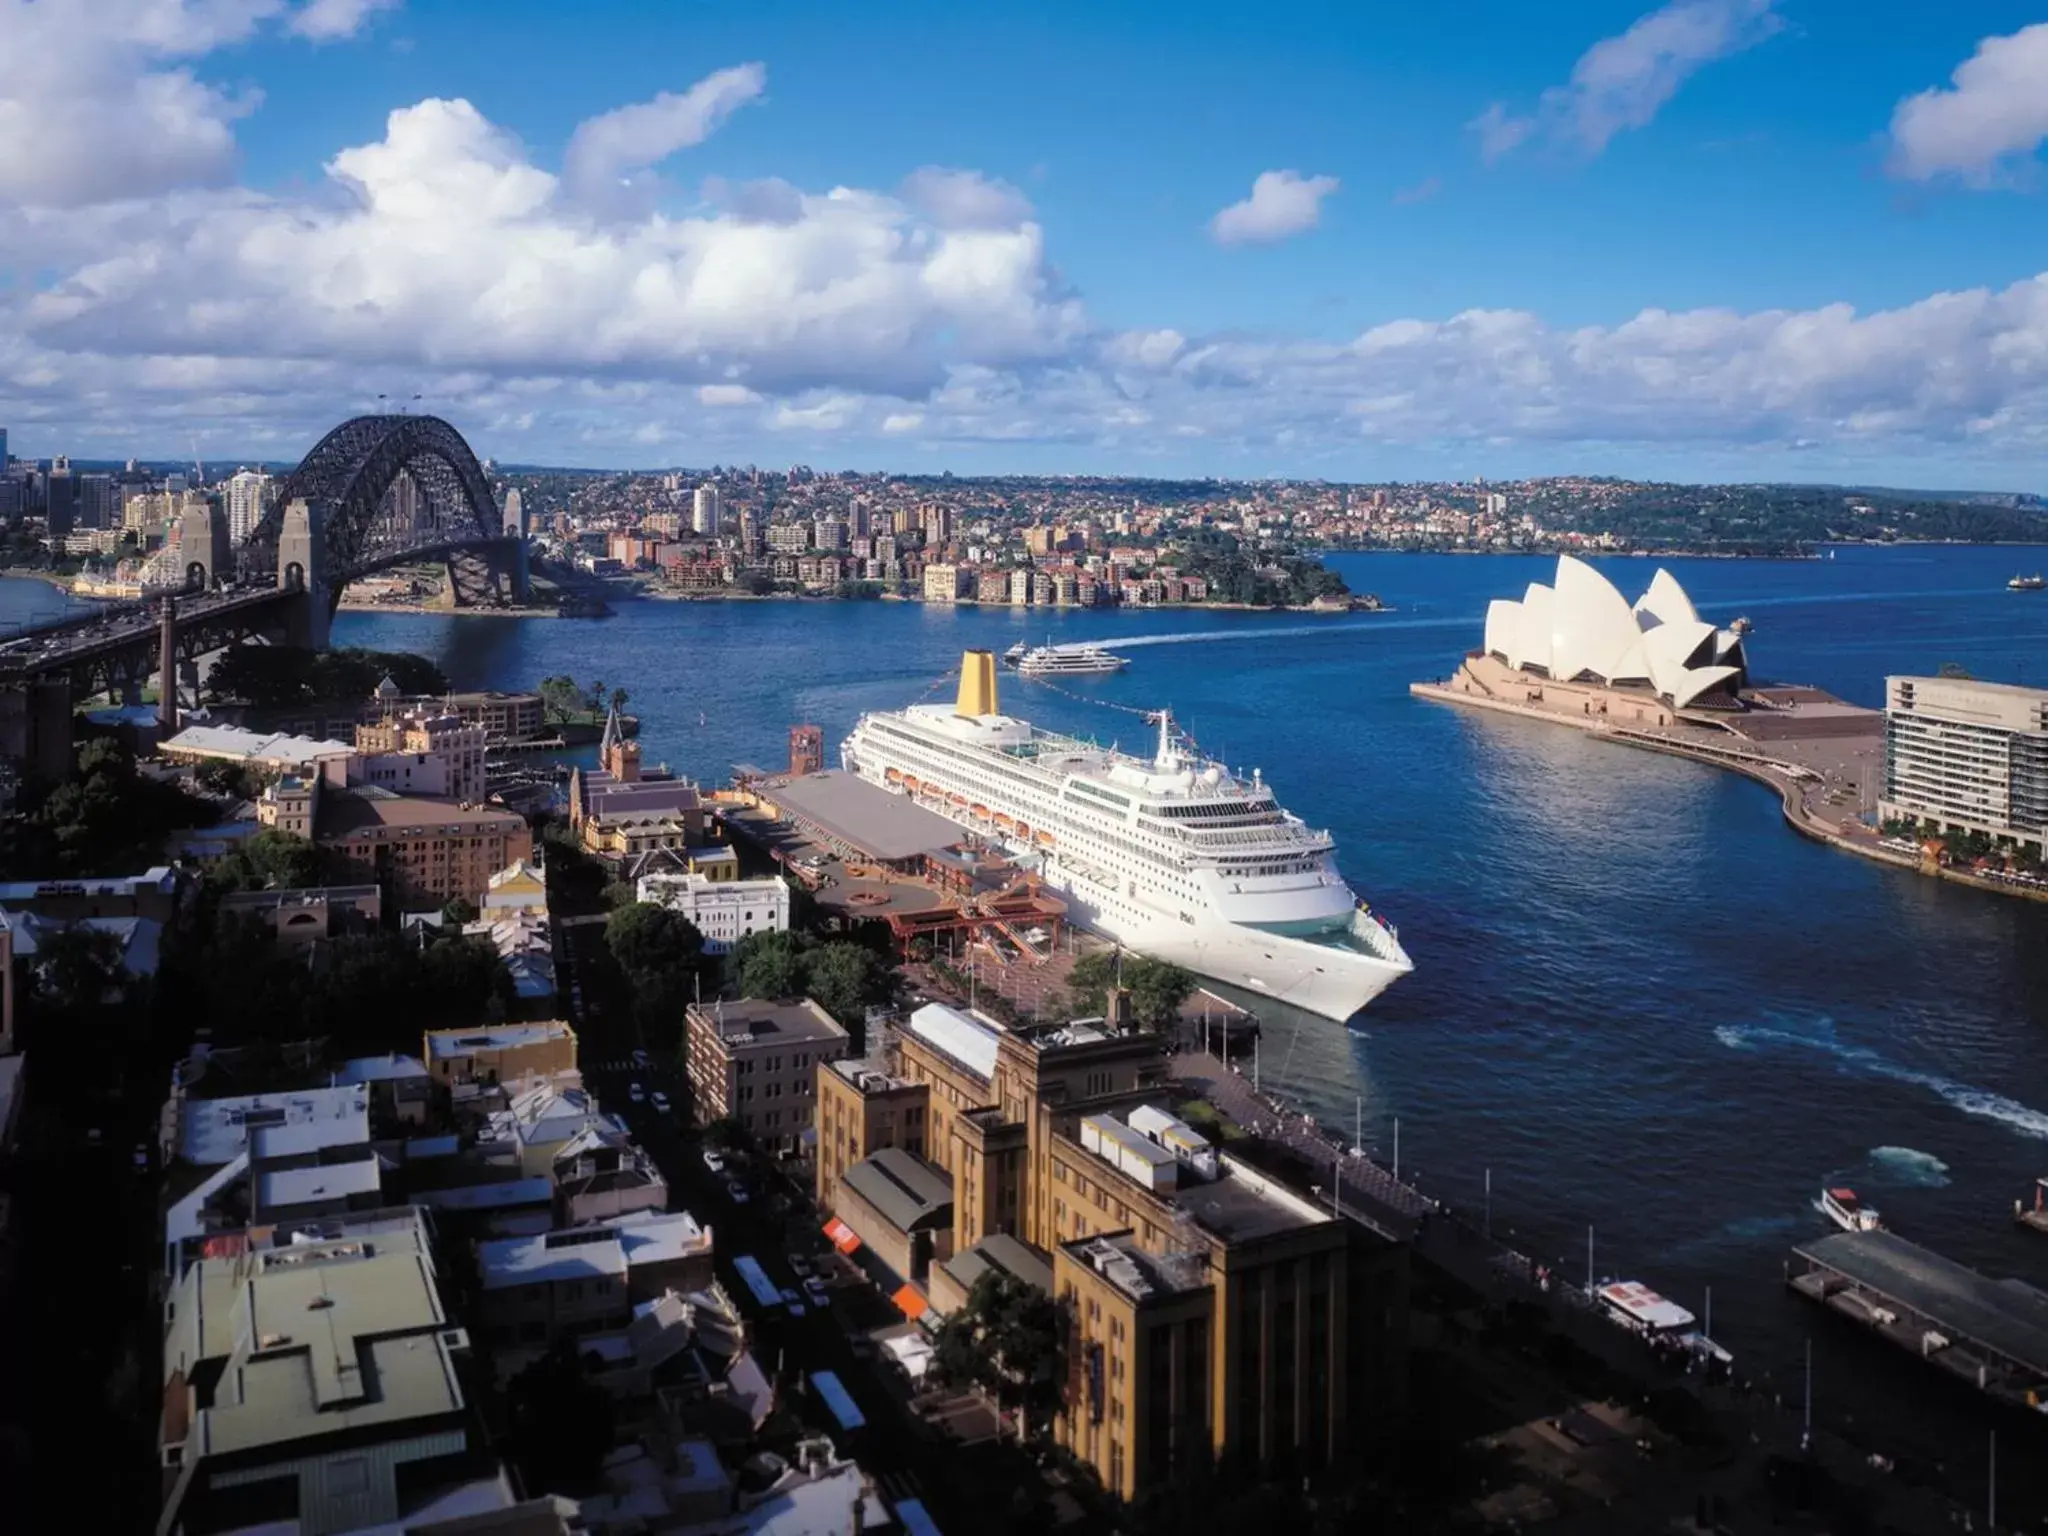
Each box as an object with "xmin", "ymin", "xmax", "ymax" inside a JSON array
[
  {"xmin": 824, "ymin": 1218, "xmax": 862, "ymax": 1254},
  {"xmin": 892, "ymin": 1283, "xmax": 929, "ymax": 1322}
]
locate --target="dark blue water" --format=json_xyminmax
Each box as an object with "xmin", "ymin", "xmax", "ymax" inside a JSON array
[{"xmin": 8, "ymin": 546, "xmax": 2046, "ymax": 1493}]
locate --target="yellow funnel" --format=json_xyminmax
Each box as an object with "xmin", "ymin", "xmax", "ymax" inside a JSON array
[{"xmin": 956, "ymin": 649, "xmax": 999, "ymax": 717}]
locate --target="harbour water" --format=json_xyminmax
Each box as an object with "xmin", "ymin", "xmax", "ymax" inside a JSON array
[{"xmin": 7, "ymin": 543, "xmax": 2047, "ymax": 1499}]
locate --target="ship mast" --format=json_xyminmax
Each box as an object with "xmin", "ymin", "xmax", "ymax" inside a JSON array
[{"xmin": 1152, "ymin": 708, "xmax": 1179, "ymax": 771}]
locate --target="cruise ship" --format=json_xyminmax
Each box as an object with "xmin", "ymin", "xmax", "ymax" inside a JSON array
[{"xmin": 842, "ymin": 650, "xmax": 1413, "ymax": 1021}]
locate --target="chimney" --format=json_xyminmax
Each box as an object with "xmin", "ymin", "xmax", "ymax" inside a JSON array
[{"xmin": 955, "ymin": 649, "xmax": 998, "ymax": 718}]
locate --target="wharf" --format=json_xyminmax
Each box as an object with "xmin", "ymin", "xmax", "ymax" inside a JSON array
[{"xmin": 1787, "ymin": 1230, "xmax": 2048, "ymax": 1413}]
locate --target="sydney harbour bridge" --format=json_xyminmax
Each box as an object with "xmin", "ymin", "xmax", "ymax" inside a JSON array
[{"xmin": 0, "ymin": 414, "xmax": 529, "ymax": 774}]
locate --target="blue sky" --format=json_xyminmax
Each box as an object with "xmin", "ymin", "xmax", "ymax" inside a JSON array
[{"xmin": 4, "ymin": 0, "xmax": 2048, "ymax": 486}]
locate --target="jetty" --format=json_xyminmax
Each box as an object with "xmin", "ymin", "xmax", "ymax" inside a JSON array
[
  {"xmin": 2019, "ymin": 1177, "xmax": 2048, "ymax": 1237},
  {"xmin": 1787, "ymin": 1229, "xmax": 2048, "ymax": 1413}
]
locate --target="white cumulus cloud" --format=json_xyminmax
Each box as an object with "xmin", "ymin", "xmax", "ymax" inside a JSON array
[
  {"xmin": 562, "ymin": 63, "xmax": 766, "ymax": 215},
  {"xmin": 289, "ymin": 0, "xmax": 401, "ymax": 41},
  {"xmin": 1474, "ymin": 0, "xmax": 1781, "ymax": 162},
  {"xmin": 1887, "ymin": 24, "xmax": 2048, "ymax": 187},
  {"xmin": 1208, "ymin": 170, "xmax": 1339, "ymax": 246}
]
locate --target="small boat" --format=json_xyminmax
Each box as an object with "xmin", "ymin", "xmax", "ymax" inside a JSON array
[
  {"xmin": 1731, "ymin": 615, "xmax": 1755, "ymax": 635},
  {"xmin": 1015, "ymin": 641, "xmax": 1129, "ymax": 677},
  {"xmin": 1003, "ymin": 640, "xmax": 1030, "ymax": 666},
  {"xmin": 2008, "ymin": 573, "xmax": 2045, "ymax": 592},
  {"xmin": 1820, "ymin": 1186, "xmax": 1883, "ymax": 1233}
]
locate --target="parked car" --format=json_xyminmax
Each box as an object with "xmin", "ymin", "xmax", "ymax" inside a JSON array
[
  {"xmin": 702, "ymin": 1148, "xmax": 727, "ymax": 1175},
  {"xmin": 787, "ymin": 1255, "xmax": 813, "ymax": 1279},
  {"xmin": 804, "ymin": 1277, "xmax": 831, "ymax": 1308},
  {"xmin": 727, "ymin": 1180, "xmax": 751, "ymax": 1205},
  {"xmin": 780, "ymin": 1287, "xmax": 806, "ymax": 1318},
  {"xmin": 630, "ymin": 1047, "xmax": 650, "ymax": 1067},
  {"xmin": 629, "ymin": 1081, "xmax": 646, "ymax": 1103},
  {"xmin": 650, "ymin": 1091, "xmax": 671, "ymax": 1114}
]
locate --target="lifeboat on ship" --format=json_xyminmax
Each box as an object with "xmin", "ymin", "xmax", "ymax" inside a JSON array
[
  {"xmin": 902, "ymin": 775, "xmax": 922, "ymax": 794},
  {"xmin": 993, "ymin": 813, "xmax": 1015, "ymax": 831},
  {"xmin": 1034, "ymin": 829, "xmax": 1056, "ymax": 848},
  {"xmin": 970, "ymin": 803, "xmax": 990, "ymax": 821},
  {"xmin": 1015, "ymin": 822, "xmax": 1032, "ymax": 840},
  {"xmin": 884, "ymin": 767, "xmax": 903, "ymax": 784},
  {"xmin": 950, "ymin": 793, "xmax": 968, "ymax": 807}
]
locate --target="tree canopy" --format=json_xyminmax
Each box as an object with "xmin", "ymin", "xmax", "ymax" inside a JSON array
[
  {"xmin": 1064, "ymin": 950, "xmax": 1195, "ymax": 1031},
  {"xmin": 606, "ymin": 900, "xmax": 707, "ymax": 1033},
  {"xmin": 206, "ymin": 644, "xmax": 448, "ymax": 709},
  {"xmin": 205, "ymin": 829, "xmax": 326, "ymax": 895},
  {"xmin": 729, "ymin": 930, "xmax": 890, "ymax": 1030},
  {"xmin": 0, "ymin": 738, "xmax": 215, "ymax": 877},
  {"xmin": 929, "ymin": 1271, "xmax": 1065, "ymax": 1427}
]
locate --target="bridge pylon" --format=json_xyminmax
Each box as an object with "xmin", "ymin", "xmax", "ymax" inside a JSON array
[{"xmin": 278, "ymin": 498, "xmax": 332, "ymax": 649}]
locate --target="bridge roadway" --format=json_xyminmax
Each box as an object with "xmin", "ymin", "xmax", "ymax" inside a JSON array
[{"xmin": 0, "ymin": 585, "xmax": 300, "ymax": 684}]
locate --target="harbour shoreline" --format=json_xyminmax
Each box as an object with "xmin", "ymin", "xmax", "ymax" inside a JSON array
[{"xmin": 1410, "ymin": 670, "xmax": 2048, "ymax": 905}]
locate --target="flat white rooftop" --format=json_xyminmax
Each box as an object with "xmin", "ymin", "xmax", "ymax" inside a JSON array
[
  {"xmin": 180, "ymin": 1083, "xmax": 370, "ymax": 1167},
  {"xmin": 426, "ymin": 1021, "xmax": 573, "ymax": 1058},
  {"xmin": 479, "ymin": 1208, "xmax": 709, "ymax": 1290}
]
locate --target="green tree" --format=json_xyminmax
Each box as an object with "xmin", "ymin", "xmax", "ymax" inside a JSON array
[
  {"xmin": 609, "ymin": 686, "xmax": 630, "ymax": 715},
  {"xmin": 801, "ymin": 940, "xmax": 889, "ymax": 1030},
  {"xmin": 441, "ymin": 896, "xmax": 479, "ymax": 926},
  {"xmin": 1126, "ymin": 956, "xmax": 1195, "ymax": 1031},
  {"xmin": 606, "ymin": 901, "xmax": 707, "ymax": 1032},
  {"xmin": 929, "ymin": 1272, "xmax": 1066, "ymax": 1431},
  {"xmin": 538, "ymin": 674, "xmax": 585, "ymax": 722},
  {"xmin": 207, "ymin": 830, "xmax": 326, "ymax": 894},
  {"xmin": 703, "ymin": 1115, "xmax": 746, "ymax": 1151},
  {"xmin": 733, "ymin": 929, "xmax": 806, "ymax": 999}
]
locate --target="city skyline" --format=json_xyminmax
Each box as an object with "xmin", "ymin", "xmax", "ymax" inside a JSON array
[{"xmin": 3, "ymin": 1, "xmax": 2048, "ymax": 488}]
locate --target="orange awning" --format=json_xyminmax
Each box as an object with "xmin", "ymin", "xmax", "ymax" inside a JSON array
[
  {"xmin": 824, "ymin": 1218, "xmax": 861, "ymax": 1254},
  {"xmin": 892, "ymin": 1284, "xmax": 929, "ymax": 1321}
]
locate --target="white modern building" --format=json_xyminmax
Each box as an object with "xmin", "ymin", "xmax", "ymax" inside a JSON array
[
  {"xmin": 1880, "ymin": 675, "xmax": 2048, "ymax": 853},
  {"xmin": 1481, "ymin": 555, "xmax": 1749, "ymax": 710},
  {"xmin": 635, "ymin": 871, "xmax": 790, "ymax": 953},
  {"xmin": 692, "ymin": 483, "xmax": 720, "ymax": 536},
  {"xmin": 225, "ymin": 468, "xmax": 273, "ymax": 543}
]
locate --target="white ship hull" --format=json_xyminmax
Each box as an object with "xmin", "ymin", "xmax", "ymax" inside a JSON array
[{"xmin": 1036, "ymin": 860, "xmax": 1408, "ymax": 1021}]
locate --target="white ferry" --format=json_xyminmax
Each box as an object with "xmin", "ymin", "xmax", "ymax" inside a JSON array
[
  {"xmin": 2008, "ymin": 573, "xmax": 2045, "ymax": 592},
  {"xmin": 841, "ymin": 649, "xmax": 1413, "ymax": 1022},
  {"xmin": 1014, "ymin": 642, "xmax": 1129, "ymax": 678},
  {"xmin": 1819, "ymin": 1186, "xmax": 1883, "ymax": 1232},
  {"xmin": 1596, "ymin": 1281, "xmax": 1733, "ymax": 1367}
]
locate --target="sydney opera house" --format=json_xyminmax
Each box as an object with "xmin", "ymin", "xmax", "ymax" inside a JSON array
[{"xmin": 1460, "ymin": 556, "xmax": 1751, "ymax": 721}]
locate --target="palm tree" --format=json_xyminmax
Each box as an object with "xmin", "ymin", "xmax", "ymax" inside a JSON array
[
  {"xmin": 587, "ymin": 678, "xmax": 606, "ymax": 716},
  {"xmin": 610, "ymin": 687, "xmax": 629, "ymax": 715}
]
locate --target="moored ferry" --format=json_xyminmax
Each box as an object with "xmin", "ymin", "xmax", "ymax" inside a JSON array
[
  {"xmin": 1819, "ymin": 1186, "xmax": 1883, "ymax": 1233},
  {"xmin": 842, "ymin": 649, "xmax": 1413, "ymax": 1021}
]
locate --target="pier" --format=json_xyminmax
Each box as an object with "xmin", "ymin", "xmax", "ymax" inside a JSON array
[{"xmin": 1787, "ymin": 1230, "xmax": 2048, "ymax": 1413}]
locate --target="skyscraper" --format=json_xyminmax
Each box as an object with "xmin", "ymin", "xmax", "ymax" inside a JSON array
[
  {"xmin": 503, "ymin": 487, "xmax": 526, "ymax": 539},
  {"xmin": 226, "ymin": 469, "xmax": 274, "ymax": 543},
  {"xmin": 45, "ymin": 454, "xmax": 75, "ymax": 537},
  {"xmin": 692, "ymin": 483, "xmax": 720, "ymax": 536},
  {"xmin": 0, "ymin": 426, "xmax": 9, "ymax": 465},
  {"xmin": 78, "ymin": 473, "xmax": 118, "ymax": 530},
  {"xmin": 849, "ymin": 497, "xmax": 871, "ymax": 539}
]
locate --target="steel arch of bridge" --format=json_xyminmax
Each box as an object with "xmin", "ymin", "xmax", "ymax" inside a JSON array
[{"xmin": 246, "ymin": 413, "xmax": 501, "ymax": 580}]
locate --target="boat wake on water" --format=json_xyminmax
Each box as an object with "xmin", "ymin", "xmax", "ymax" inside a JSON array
[
  {"xmin": 1866, "ymin": 1146, "xmax": 1951, "ymax": 1188},
  {"xmin": 1714, "ymin": 1019, "xmax": 2048, "ymax": 1142},
  {"xmin": 1093, "ymin": 620, "xmax": 1397, "ymax": 649}
]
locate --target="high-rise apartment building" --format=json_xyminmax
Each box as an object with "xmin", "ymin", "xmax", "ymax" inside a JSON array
[
  {"xmin": 814, "ymin": 515, "xmax": 848, "ymax": 551},
  {"xmin": 503, "ymin": 486, "xmax": 525, "ymax": 539},
  {"xmin": 0, "ymin": 425, "xmax": 8, "ymax": 465},
  {"xmin": 692, "ymin": 483, "xmax": 720, "ymax": 536},
  {"xmin": 739, "ymin": 507, "xmax": 764, "ymax": 556},
  {"xmin": 849, "ymin": 497, "xmax": 872, "ymax": 539},
  {"xmin": 1880, "ymin": 674, "xmax": 2048, "ymax": 855},
  {"xmin": 226, "ymin": 468, "xmax": 274, "ymax": 543}
]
